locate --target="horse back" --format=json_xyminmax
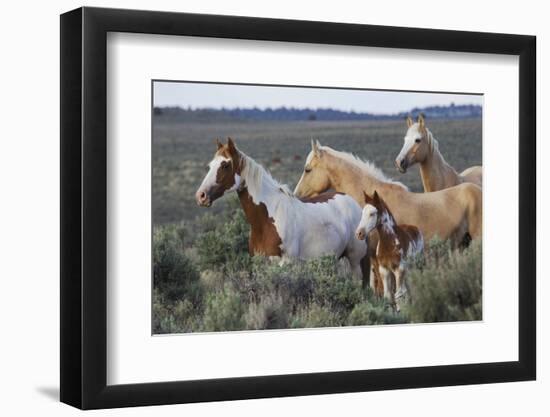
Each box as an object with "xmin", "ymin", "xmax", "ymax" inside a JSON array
[{"xmin": 460, "ymin": 165, "xmax": 483, "ymax": 187}]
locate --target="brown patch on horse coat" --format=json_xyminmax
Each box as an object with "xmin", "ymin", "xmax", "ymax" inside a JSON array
[
  {"xmin": 212, "ymin": 140, "xmax": 283, "ymax": 256},
  {"xmin": 377, "ymin": 224, "xmax": 420, "ymax": 270},
  {"xmin": 300, "ymin": 191, "xmax": 344, "ymax": 204},
  {"xmin": 238, "ymin": 188, "xmax": 282, "ymax": 256}
]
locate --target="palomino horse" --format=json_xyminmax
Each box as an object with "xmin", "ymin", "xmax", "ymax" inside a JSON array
[
  {"xmin": 395, "ymin": 114, "xmax": 483, "ymax": 192},
  {"xmin": 355, "ymin": 191, "xmax": 423, "ymax": 310},
  {"xmin": 195, "ymin": 138, "xmax": 368, "ymax": 281},
  {"xmin": 294, "ymin": 140, "xmax": 482, "ymax": 247}
]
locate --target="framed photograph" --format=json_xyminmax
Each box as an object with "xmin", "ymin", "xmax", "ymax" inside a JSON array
[{"xmin": 60, "ymin": 6, "xmax": 536, "ymax": 409}]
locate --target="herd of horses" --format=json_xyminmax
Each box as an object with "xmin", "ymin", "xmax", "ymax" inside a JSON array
[{"xmin": 195, "ymin": 115, "xmax": 483, "ymax": 310}]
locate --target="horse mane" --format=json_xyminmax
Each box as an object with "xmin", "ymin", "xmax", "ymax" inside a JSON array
[
  {"xmin": 320, "ymin": 146, "xmax": 408, "ymax": 190},
  {"xmin": 425, "ymin": 127, "xmax": 439, "ymax": 155},
  {"xmin": 377, "ymin": 194, "xmax": 397, "ymax": 225},
  {"xmin": 423, "ymin": 127, "xmax": 459, "ymax": 175},
  {"xmin": 239, "ymin": 151, "xmax": 295, "ymax": 203}
]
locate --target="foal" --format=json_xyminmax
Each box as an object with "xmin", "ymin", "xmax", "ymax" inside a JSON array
[{"xmin": 355, "ymin": 191, "xmax": 424, "ymax": 309}]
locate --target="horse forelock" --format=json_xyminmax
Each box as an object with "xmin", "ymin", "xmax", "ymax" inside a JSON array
[{"xmin": 320, "ymin": 145, "xmax": 408, "ymax": 190}]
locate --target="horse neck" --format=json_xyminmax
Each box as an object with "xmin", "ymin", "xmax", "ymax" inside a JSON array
[
  {"xmin": 419, "ymin": 133, "xmax": 460, "ymax": 192},
  {"xmin": 325, "ymin": 153, "xmax": 405, "ymax": 205},
  {"xmin": 237, "ymin": 188, "xmax": 271, "ymax": 231},
  {"xmin": 240, "ymin": 154, "xmax": 291, "ymax": 207},
  {"xmin": 238, "ymin": 154, "xmax": 292, "ymax": 226}
]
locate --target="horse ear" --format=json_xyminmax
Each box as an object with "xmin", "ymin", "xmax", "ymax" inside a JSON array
[
  {"xmin": 216, "ymin": 138, "xmax": 223, "ymax": 150},
  {"xmin": 311, "ymin": 139, "xmax": 323, "ymax": 157},
  {"xmin": 227, "ymin": 137, "xmax": 236, "ymax": 150},
  {"xmin": 363, "ymin": 191, "xmax": 373, "ymax": 204},
  {"xmin": 418, "ymin": 113, "xmax": 425, "ymax": 129},
  {"xmin": 372, "ymin": 190, "xmax": 381, "ymax": 206},
  {"xmin": 406, "ymin": 116, "xmax": 413, "ymax": 128}
]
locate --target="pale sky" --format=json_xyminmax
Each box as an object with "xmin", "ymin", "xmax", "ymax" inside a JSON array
[{"xmin": 153, "ymin": 81, "xmax": 483, "ymax": 115}]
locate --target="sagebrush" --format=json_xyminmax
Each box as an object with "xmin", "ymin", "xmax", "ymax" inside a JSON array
[{"xmin": 152, "ymin": 204, "xmax": 482, "ymax": 334}]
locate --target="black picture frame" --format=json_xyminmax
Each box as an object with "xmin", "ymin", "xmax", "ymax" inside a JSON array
[{"xmin": 60, "ymin": 6, "xmax": 536, "ymax": 410}]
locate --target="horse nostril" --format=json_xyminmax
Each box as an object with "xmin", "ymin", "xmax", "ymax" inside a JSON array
[{"xmin": 196, "ymin": 190, "xmax": 208, "ymax": 205}]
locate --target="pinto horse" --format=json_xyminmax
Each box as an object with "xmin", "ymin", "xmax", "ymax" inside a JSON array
[
  {"xmin": 395, "ymin": 114, "xmax": 483, "ymax": 192},
  {"xmin": 195, "ymin": 138, "xmax": 368, "ymax": 281},
  {"xmin": 355, "ymin": 191, "xmax": 423, "ymax": 309}
]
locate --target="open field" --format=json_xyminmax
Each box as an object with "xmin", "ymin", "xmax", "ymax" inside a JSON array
[{"xmin": 152, "ymin": 117, "xmax": 482, "ymax": 333}]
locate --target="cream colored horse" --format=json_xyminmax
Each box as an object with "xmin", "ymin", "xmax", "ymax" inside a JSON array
[
  {"xmin": 294, "ymin": 140, "xmax": 482, "ymax": 247},
  {"xmin": 395, "ymin": 114, "xmax": 482, "ymax": 192}
]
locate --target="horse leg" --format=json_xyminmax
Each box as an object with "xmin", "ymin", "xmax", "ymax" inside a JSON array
[
  {"xmin": 370, "ymin": 257, "xmax": 384, "ymax": 298},
  {"xmin": 379, "ymin": 266, "xmax": 395, "ymax": 310},
  {"xmin": 345, "ymin": 233, "xmax": 368, "ymax": 283},
  {"xmin": 394, "ymin": 265, "xmax": 409, "ymax": 311},
  {"xmin": 366, "ymin": 232, "xmax": 383, "ymax": 296},
  {"xmin": 359, "ymin": 254, "xmax": 371, "ymax": 290}
]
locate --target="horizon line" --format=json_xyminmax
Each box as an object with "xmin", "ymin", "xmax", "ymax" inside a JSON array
[{"xmin": 153, "ymin": 102, "xmax": 482, "ymax": 116}]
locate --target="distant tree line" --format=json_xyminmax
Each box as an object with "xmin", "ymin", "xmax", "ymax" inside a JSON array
[{"xmin": 153, "ymin": 103, "xmax": 482, "ymax": 122}]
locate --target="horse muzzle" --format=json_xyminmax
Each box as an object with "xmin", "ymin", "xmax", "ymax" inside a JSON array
[
  {"xmin": 395, "ymin": 158, "xmax": 408, "ymax": 173},
  {"xmin": 195, "ymin": 190, "xmax": 212, "ymax": 207}
]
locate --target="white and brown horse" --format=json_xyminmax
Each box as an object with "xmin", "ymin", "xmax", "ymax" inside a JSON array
[
  {"xmin": 294, "ymin": 140, "xmax": 482, "ymax": 246},
  {"xmin": 395, "ymin": 114, "xmax": 482, "ymax": 192},
  {"xmin": 356, "ymin": 191, "xmax": 423, "ymax": 309},
  {"xmin": 195, "ymin": 138, "xmax": 368, "ymax": 281}
]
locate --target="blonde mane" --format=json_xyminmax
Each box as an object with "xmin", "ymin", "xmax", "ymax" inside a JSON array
[
  {"xmin": 320, "ymin": 146, "xmax": 408, "ymax": 190},
  {"xmin": 425, "ymin": 128, "xmax": 439, "ymax": 155}
]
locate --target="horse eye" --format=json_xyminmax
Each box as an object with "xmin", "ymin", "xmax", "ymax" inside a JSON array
[
  {"xmin": 415, "ymin": 138, "xmax": 421, "ymax": 143},
  {"xmin": 305, "ymin": 167, "xmax": 312, "ymax": 173}
]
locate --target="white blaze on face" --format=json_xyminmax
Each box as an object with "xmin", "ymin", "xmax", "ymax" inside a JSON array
[
  {"xmin": 197, "ymin": 155, "xmax": 241, "ymax": 195},
  {"xmin": 197, "ymin": 155, "xmax": 227, "ymax": 194},
  {"xmin": 396, "ymin": 124, "xmax": 422, "ymax": 163},
  {"xmin": 356, "ymin": 204, "xmax": 378, "ymax": 239}
]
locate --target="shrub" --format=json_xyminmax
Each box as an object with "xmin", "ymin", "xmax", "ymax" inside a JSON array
[
  {"xmin": 308, "ymin": 257, "xmax": 363, "ymax": 313},
  {"xmin": 153, "ymin": 224, "xmax": 202, "ymax": 306},
  {"xmin": 290, "ymin": 304, "xmax": 342, "ymax": 328},
  {"xmin": 153, "ymin": 222, "xmax": 483, "ymax": 333},
  {"xmin": 195, "ymin": 208, "xmax": 250, "ymax": 270},
  {"xmin": 152, "ymin": 289, "xmax": 198, "ymax": 334},
  {"xmin": 199, "ymin": 269, "xmax": 225, "ymax": 292},
  {"xmin": 347, "ymin": 301, "xmax": 407, "ymax": 326},
  {"xmin": 404, "ymin": 239, "xmax": 482, "ymax": 323},
  {"xmin": 202, "ymin": 286, "xmax": 245, "ymax": 332},
  {"xmin": 244, "ymin": 295, "xmax": 288, "ymax": 330}
]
